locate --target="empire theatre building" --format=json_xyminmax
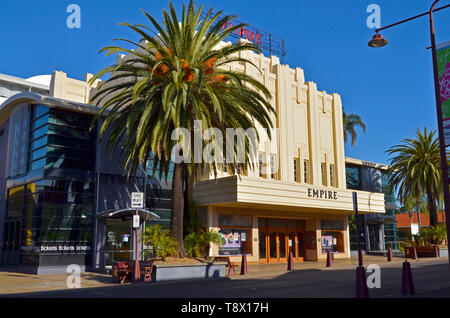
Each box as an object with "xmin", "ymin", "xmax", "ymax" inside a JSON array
[
  {"xmin": 0, "ymin": 40, "xmax": 384, "ymax": 274},
  {"xmin": 193, "ymin": 41, "xmax": 385, "ymax": 264}
]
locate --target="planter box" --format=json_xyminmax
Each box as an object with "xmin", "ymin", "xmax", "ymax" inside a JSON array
[
  {"xmin": 417, "ymin": 246, "xmax": 440, "ymax": 258},
  {"xmin": 152, "ymin": 263, "xmax": 226, "ymax": 282},
  {"xmin": 405, "ymin": 246, "xmax": 439, "ymax": 258}
]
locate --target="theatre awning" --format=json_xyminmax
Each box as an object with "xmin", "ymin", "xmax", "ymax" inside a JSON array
[{"xmin": 96, "ymin": 208, "xmax": 160, "ymax": 221}]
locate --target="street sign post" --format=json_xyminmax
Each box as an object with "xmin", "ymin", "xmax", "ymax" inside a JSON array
[
  {"xmin": 131, "ymin": 192, "xmax": 144, "ymax": 209},
  {"xmin": 133, "ymin": 215, "xmax": 140, "ymax": 228},
  {"xmin": 131, "ymin": 192, "xmax": 144, "ymax": 282}
]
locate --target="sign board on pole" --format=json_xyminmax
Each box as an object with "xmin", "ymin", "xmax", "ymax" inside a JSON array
[
  {"xmin": 131, "ymin": 192, "xmax": 144, "ymax": 209},
  {"xmin": 437, "ymin": 41, "xmax": 450, "ymax": 147},
  {"xmin": 411, "ymin": 223, "xmax": 419, "ymax": 236},
  {"xmin": 133, "ymin": 215, "xmax": 140, "ymax": 228}
]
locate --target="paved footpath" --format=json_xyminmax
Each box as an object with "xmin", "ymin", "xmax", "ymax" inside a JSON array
[{"xmin": 1, "ymin": 256, "xmax": 449, "ymax": 298}]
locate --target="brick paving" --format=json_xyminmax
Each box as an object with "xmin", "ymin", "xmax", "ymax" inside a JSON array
[
  {"xmin": 0, "ymin": 270, "xmax": 114, "ymax": 295},
  {"xmin": 0, "ymin": 255, "xmax": 446, "ymax": 295}
]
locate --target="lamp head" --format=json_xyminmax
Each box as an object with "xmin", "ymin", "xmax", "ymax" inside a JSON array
[{"xmin": 368, "ymin": 33, "xmax": 388, "ymax": 48}]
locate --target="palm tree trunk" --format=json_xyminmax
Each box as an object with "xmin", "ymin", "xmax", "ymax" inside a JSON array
[
  {"xmin": 170, "ymin": 162, "xmax": 187, "ymax": 257},
  {"xmin": 426, "ymin": 186, "xmax": 439, "ymax": 227},
  {"xmin": 416, "ymin": 200, "xmax": 422, "ymax": 232},
  {"xmin": 409, "ymin": 211, "xmax": 413, "ymax": 239}
]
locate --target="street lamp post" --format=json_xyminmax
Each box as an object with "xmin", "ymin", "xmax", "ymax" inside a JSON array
[{"xmin": 368, "ymin": 2, "xmax": 450, "ymax": 264}]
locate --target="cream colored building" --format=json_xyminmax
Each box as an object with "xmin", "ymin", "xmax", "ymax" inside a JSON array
[
  {"xmin": 192, "ymin": 41, "xmax": 385, "ymax": 263},
  {"xmin": 3, "ymin": 40, "xmax": 385, "ymax": 265}
]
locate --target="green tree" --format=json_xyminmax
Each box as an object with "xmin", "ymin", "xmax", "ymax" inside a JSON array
[
  {"xmin": 89, "ymin": 1, "xmax": 275, "ymax": 256},
  {"xmin": 184, "ymin": 232, "xmax": 201, "ymax": 258},
  {"xmin": 421, "ymin": 224, "xmax": 447, "ymax": 245},
  {"xmin": 198, "ymin": 227, "xmax": 223, "ymax": 261},
  {"xmin": 343, "ymin": 109, "xmax": 366, "ymax": 146},
  {"xmin": 158, "ymin": 234, "xmax": 178, "ymax": 261},
  {"xmin": 143, "ymin": 224, "xmax": 164, "ymax": 258},
  {"xmin": 402, "ymin": 194, "xmax": 428, "ymax": 232},
  {"xmin": 143, "ymin": 224, "xmax": 178, "ymax": 260},
  {"xmin": 386, "ymin": 128, "xmax": 442, "ymax": 227}
]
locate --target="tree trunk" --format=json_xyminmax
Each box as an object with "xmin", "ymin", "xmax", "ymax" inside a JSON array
[
  {"xmin": 416, "ymin": 200, "xmax": 421, "ymax": 232},
  {"xmin": 409, "ymin": 211, "xmax": 413, "ymax": 240},
  {"xmin": 205, "ymin": 243, "xmax": 210, "ymax": 260},
  {"xmin": 426, "ymin": 187, "xmax": 439, "ymax": 227},
  {"xmin": 170, "ymin": 162, "xmax": 187, "ymax": 257}
]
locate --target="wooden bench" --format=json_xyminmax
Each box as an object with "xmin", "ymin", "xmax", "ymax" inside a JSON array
[{"xmin": 212, "ymin": 256, "xmax": 238, "ymax": 276}]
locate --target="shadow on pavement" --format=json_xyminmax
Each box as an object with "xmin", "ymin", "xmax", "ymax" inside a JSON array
[{"xmin": 2, "ymin": 260, "xmax": 449, "ymax": 298}]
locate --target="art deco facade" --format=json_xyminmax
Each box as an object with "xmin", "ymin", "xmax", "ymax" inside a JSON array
[{"xmin": 192, "ymin": 43, "xmax": 385, "ymax": 263}]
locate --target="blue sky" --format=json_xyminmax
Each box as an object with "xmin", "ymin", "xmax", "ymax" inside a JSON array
[{"xmin": 1, "ymin": 0, "xmax": 449, "ymax": 165}]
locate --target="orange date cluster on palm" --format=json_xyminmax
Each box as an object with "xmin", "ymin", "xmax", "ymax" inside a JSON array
[{"xmin": 147, "ymin": 50, "xmax": 228, "ymax": 84}]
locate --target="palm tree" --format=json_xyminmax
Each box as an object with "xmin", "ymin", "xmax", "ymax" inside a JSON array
[
  {"xmin": 402, "ymin": 194, "xmax": 428, "ymax": 233},
  {"xmin": 386, "ymin": 128, "xmax": 442, "ymax": 227},
  {"xmin": 198, "ymin": 227, "xmax": 223, "ymax": 260},
  {"xmin": 184, "ymin": 232, "xmax": 200, "ymax": 258},
  {"xmin": 343, "ymin": 109, "xmax": 366, "ymax": 146},
  {"xmin": 89, "ymin": 1, "xmax": 275, "ymax": 256}
]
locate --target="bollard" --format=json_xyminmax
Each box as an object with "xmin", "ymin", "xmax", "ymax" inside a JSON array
[
  {"xmin": 326, "ymin": 249, "xmax": 333, "ymax": 267},
  {"xmin": 411, "ymin": 246, "xmax": 418, "ymax": 260},
  {"xmin": 240, "ymin": 254, "xmax": 248, "ymax": 275},
  {"xmin": 387, "ymin": 247, "xmax": 392, "ymax": 262},
  {"xmin": 401, "ymin": 260, "xmax": 415, "ymax": 296},
  {"xmin": 355, "ymin": 266, "xmax": 369, "ymax": 298},
  {"xmin": 287, "ymin": 251, "xmax": 295, "ymax": 271}
]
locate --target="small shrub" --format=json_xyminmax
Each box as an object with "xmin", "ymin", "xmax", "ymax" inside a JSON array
[
  {"xmin": 184, "ymin": 232, "xmax": 201, "ymax": 258},
  {"xmin": 158, "ymin": 234, "xmax": 178, "ymax": 261},
  {"xmin": 198, "ymin": 227, "xmax": 224, "ymax": 261},
  {"xmin": 143, "ymin": 224, "xmax": 164, "ymax": 258}
]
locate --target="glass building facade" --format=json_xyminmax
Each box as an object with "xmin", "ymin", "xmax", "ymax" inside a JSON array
[
  {"xmin": 2, "ymin": 105, "xmax": 96, "ymax": 267},
  {"xmin": 346, "ymin": 162, "xmax": 399, "ymax": 252},
  {"xmin": 1, "ymin": 101, "xmax": 173, "ymax": 272}
]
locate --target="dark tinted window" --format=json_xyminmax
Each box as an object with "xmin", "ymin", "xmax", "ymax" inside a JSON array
[{"xmin": 346, "ymin": 165, "xmax": 361, "ymax": 190}]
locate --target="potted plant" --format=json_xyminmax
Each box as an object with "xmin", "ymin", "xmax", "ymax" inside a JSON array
[{"xmin": 415, "ymin": 225, "xmax": 446, "ymax": 257}]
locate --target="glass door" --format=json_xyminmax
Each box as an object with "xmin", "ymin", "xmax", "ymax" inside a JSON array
[
  {"xmin": 259, "ymin": 231, "xmax": 267, "ymax": 263},
  {"xmin": 297, "ymin": 232, "xmax": 304, "ymax": 262},
  {"xmin": 278, "ymin": 232, "xmax": 286, "ymax": 261},
  {"xmin": 269, "ymin": 232, "xmax": 278, "ymax": 263}
]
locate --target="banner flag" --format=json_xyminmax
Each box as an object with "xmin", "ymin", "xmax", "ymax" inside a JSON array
[{"xmin": 438, "ymin": 41, "xmax": 450, "ymax": 146}]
